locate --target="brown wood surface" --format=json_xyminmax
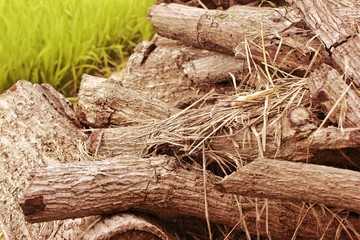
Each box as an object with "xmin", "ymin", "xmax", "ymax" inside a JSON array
[
  {"xmin": 80, "ymin": 213, "xmax": 177, "ymax": 240},
  {"xmin": 307, "ymin": 64, "xmax": 360, "ymax": 128},
  {"xmin": 218, "ymin": 158, "xmax": 360, "ymax": 213},
  {"xmin": 20, "ymin": 155, "xmax": 360, "ymax": 239},
  {"xmin": 289, "ymin": 0, "xmax": 360, "ymax": 86},
  {"xmin": 121, "ymin": 36, "xmax": 246, "ymax": 107},
  {"xmin": 77, "ymin": 74, "xmax": 179, "ymax": 127},
  {"xmin": 0, "ymin": 81, "xmax": 94, "ymax": 239},
  {"xmin": 148, "ymin": 3, "xmax": 334, "ymax": 75}
]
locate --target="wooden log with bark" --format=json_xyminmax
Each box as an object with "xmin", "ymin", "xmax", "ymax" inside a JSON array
[
  {"xmin": 288, "ymin": 0, "xmax": 360, "ymax": 86},
  {"xmin": 148, "ymin": 3, "xmax": 335, "ymax": 75},
  {"xmin": 77, "ymin": 74, "xmax": 179, "ymax": 127},
  {"xmin": 0, "ymin": 81, "xmax": 94, "ymax": 239},
  {"xmin": 1, "ymin": 0, "xmax": 360, "ymax": 239},
  {"xmin": 120, "ymin": 35, "xmax": 247, "ymax": 107},
  {"xmin": 19, "ymin": 155, "xmax": 360, "ymax": 239},
  {"xmin": 217, "ymin": 158, "xmax": 360, "ymax": 213}
]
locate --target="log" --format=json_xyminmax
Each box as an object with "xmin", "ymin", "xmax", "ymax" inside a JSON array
[
  {"xmin": 307, "ymin": 64, "xmax": 360, "ymax": 128},
  {"xmin": 0, "ymin": 81, "xmax": 94, "ymax": 239},
  {"xmin": 148, "ymin": 3, "xmax": 334, "ymax": 75},
  {"xmin": 217, "ymin": 158, "xmax": 360, "ymax": 213},
  {"xmin": 19, "ymin": 155, "xmax": 360, "ymax": 239},
  {"xmin": 77, "ymin": 74, "xmax": 179, "ymax": 127},
  {"xmin": 80, "ymin": 213, "xmax": 177, "ymax": 240},
  {"xmin": 288, "ymin": 0, "xmax": 360, "ymax": 86},
  {"xmin": 83, "ymin": 88, "xmax": 360, "ymax": 167},
  {"xmin": 121, "ymin": 35, "xmax": 247, "ymax": 107}
]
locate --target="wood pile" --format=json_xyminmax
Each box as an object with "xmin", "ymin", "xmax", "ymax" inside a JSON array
[{"xmin": 1, "ymin": 0, "xmax": 360, "ymax": 239}]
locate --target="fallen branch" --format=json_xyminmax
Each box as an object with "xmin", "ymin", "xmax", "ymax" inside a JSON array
[
  {"xmin": 217, "ymin": 158, "xmax": 360, "ymax": 213},
  {"xmin": 77, "ymin": 74, "xmax": 179, "ymax": 127}
]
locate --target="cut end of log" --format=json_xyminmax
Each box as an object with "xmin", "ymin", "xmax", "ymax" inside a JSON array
[
  {"xmin": 289, "ymin": 107, "xmax": 311, "ymax": 126},
  {"xmin": 19, "ymin": 196, "xmax": 45, "ymax": 218}
]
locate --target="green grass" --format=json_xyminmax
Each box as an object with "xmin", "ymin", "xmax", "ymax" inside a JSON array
[{"xmin": 0, "ymin": 0, "xmax": 155, "ymax": 95}]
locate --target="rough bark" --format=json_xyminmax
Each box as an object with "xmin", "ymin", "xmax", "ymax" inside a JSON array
[
  {"xmin": 83, "ymin": 93, "xmax": 360, "ymax": 167},
  {"xmin": 20, "ymin": 155, "xmax": 360, "ymax": 239},
  {"xmin": 77, "ymin": 74, "xmax": 179, "ymax": 127},
  {"xmin": 217, "ymin": 158, "xmax": 360, "ymax": 213},
  {"xmin": 0, "ymin": 81, "xmax": 94, "ymax": 240},
  {"xmin": 289, "ymin": 0, "xmax": 360, "ymax": 86},
  {"xmin": 307, "ymin": 64, "xmax": 360, "ymax": 127},
  {"xmin": 120, "ymin": 35, "xmax": 247, "ymax": 107},
  {"xmin": 148, "ymin": 3, "xmax": 335, "ymax": 75}
]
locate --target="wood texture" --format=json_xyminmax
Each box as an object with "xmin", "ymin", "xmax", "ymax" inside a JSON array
[
  {"xmin": 121, "ymin": 36, "xmax": 245, "ymax": 107},
  {"xmin": 307, "ymin": 64, "xmax": 360, "ymax": 127},
  {"xmin": 77, "ymin": 74, "xmax": 179, "ymax": 127},
  {"xmin": 217, "ymin": 158, "xmax": 360, "ymax": 213},
  {"xmin": 289, "ymin": 0, "xmax": 360, "ymax": 86},
  {"xmin": 84, "ymin": 99, "xmax": 360, "ymax": 166},
  {"xmin": 0, "ymin": 81, "xmax": 94, "ymax": 239},
  {"xmin": 20, "ymin": 155, "xmax": 360, "ymax": 239},
  {"xmin": 80, "ymin": 213, "xmax": 177, "ymax": 240},
  {"xmin": 148, "ymin": 3, "xmax": 334, "ymax": 75}
]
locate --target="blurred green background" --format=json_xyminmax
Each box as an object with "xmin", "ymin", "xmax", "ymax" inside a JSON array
[{"xmin": 0, "ymin": 0, "xmax": 155, "ymax": 96}]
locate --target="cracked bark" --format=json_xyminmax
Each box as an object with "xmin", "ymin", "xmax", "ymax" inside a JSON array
[
  {"xmin": 77, "ymin": 74, "xmax": 179, "ymax": 127},
  {"xmin": 120, "ymin": 35, "xmax": 248, "ymax": 107},
  {"xmin": 0, "ymin": 81, "xmax": 94, "ymax": 240},
  {"xmin": 19, "ymin": 155, "xmax": 360, "ymax": 240},
  {"xmin": 217, "ymin": 158, "xmax": 360, "ymax": 213},
  {"xmin": 288, "ymin": 0, "xmax": 360, "ymax": 86},
  {"xmin": 148, "ymin": 3, "xmax": 336, "ymax": 76}
]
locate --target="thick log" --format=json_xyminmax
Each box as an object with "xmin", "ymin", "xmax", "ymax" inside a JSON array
[
  {"xmin": 77, "ymin": 74, "xmax": 179, "ymax": 127},
  {"xmin": 0, "ymin": 81, "xmax": 94, "ymax": 239},
  {"xmin": 120, "ymin": 36, "xmax": 247, "ymax": 107},
  {"xmin": 307, "ymin": 64, "xmax": 360, "ymax": 127},
  {"xmin": 20, "ymin": 155, "xmax": 360, "ymax": 239},
  {"xmin": 148, "ymin": 3, "xmax": 334, "ymax": 75},
  {"xmin": 217, "ymin": 158, "xmax": 360, "ymax": 213},
  {"xmin": 289, "ymin": 0, "xmax": 360, "ymax": 86}
]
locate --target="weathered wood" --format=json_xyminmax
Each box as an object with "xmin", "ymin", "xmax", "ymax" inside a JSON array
[
  {"xmin": 121, "ymin": 36, "xmax": 246, "ymax": 107},
  {"xmin": 0, "ymin": 81, "xmax": 94, "ymax": 239},
  {"xmin": 80, "ymin": 213, "xmax": 177, "ymax": 240},
  {"xmin": 307, "ymin": 64, "xmax": 360, "ymax": 127},
  {"xmin": 289, "ymin": 0, "xmax": 360, "ymax": 86},
  {"xmin": 217, "ymin": 158, "xmax": 360, "ymax": 213},
  {"xmin": 148, "ymin": 3, "xmax": 334, "ymax": 75},
  {"xmin": 183, "ymin": 54, "xmax": 247, "ymax": 85},
  {"xmin": 19, "ymin": 155, "xmax": 360, "ymax": 239},
  {"xmin": 85, "ymin": 121, "xmax": 360, "ymax": 159},
  {"xmin": 77, "ymin": 74, "xmax": 179, "ymax": 127}
]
